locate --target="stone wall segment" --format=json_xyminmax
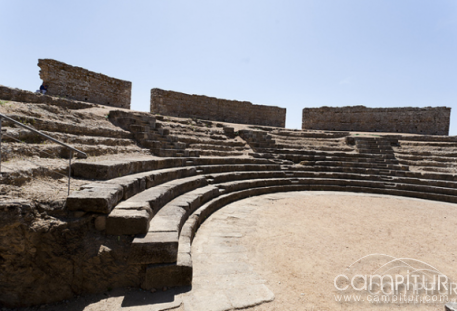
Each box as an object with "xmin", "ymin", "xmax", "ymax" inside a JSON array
[
  {"xmin": 150, "ymin": 88, "xmax": 286, "ymax": 127},
  {"xmin": 38, "ymin": 59, "xmax": 131, "ymax": 109},
  {"xmin": 302, "ymin": 106, "xmax": 451, "ymax": 135}
]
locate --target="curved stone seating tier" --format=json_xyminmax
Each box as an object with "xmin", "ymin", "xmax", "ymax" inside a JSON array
[
  {"xmin": 187, "ymin": 149, "xmax": 244, "ymax": 157},
  {"xmin": 295, "ymin": 164, "xmax": 457, "ymax": 181},
  {"xmin": 187, "ymin": 143, "xmax": 245, "ymax": 152},
  {"xmin": 252, "ymin": 150, "xmax": 400, "ymax": 166},
  {"xmin": 143, "ymin": 179, "xmax": 457, "ymax": 289},
  {"xmin": 70, "ymin": 156, "xmax": 274, "ymax": 180},
  {"xmin": 393, "ymin": 140, "xmax": 457, "ymax": 174},
  {"xmin": 65, "ymin": 154, "xmax": 457, "ymax": 292},
  {"xmin": 67, "ymin": 158, "xmax": 278, "ymax": 213},
  {"xmin": 274, "ymin": 143, "xmax": 354, "ymax": 152},
  {"xmin": 269, "ymin": 130, "xmax": 349, "ymax": 139},
  {"xmin": 395, "ymin": 153, "xmax": 457, "ymax": 160}
]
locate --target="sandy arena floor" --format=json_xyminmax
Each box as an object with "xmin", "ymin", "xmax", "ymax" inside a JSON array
[
  {"xmin": 228, "ymin": 192, "xmax": 457, "ymax": 311},
  {"xmin": 15, "ymin": 191, "xmax": 457, "ymax": 311}
]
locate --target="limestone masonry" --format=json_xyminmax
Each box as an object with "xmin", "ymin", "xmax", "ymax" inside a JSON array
[
  {"xmin": 38, "ymin": 59, "xmax": 131, "ymax": 109},
  {"xmin": 302, "ymin": 106, "xmax": 451, "ymax": 135},
  {"xmin": 150, "ymin": 88, "xmax": 286, "ymax": 127}
]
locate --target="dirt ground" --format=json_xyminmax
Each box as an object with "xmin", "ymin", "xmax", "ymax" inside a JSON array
[{"xmin": 236, "ymin": 192, "xmax": 457, "ymax": 311}]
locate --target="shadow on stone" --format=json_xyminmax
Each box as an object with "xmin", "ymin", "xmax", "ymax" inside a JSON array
[{"xmin": 121, "ymin": 285, "xmax": 191, "ymax": 308}]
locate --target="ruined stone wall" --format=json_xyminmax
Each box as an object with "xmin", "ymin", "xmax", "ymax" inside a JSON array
[
  {"xmin": 302, "ymin": 106, "xmax": 451, "ymax": 135},
  {"xmin": 150, "ymin": 88, "xmax": 286, "ymax": 127},
  {"xmin": 38, "ymin": 59, "xmax": 131, "ymax": 109}
]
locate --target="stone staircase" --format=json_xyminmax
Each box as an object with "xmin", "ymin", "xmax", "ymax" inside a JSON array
[
  {"xmin": 109, "ymin": 110, "xmax": 248, "ymax": 157},
  {"xmin": 240, "ymin": 128, "xmax": 355, "ymax": 164}
]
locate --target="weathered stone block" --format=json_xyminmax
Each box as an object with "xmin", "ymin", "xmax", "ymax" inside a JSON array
[
  {"xmin": 106, "ymin": 208, "xmax": 151, "ymax": 235},
  {"xmin": 66, "ymin": 184, "xmax": 123, "ymax": 214},
  {"xmin": 129, "ymin": 231, "xmax": 179, "ymax": 264}
]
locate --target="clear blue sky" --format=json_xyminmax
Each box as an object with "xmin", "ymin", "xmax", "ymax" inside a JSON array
[{"xmin": 1, "ymin": 0, "xmax": 456, "ymax": 134}]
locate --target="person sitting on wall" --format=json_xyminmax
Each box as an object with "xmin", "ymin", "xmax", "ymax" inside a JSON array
[{"xmin": 39, "ymin": 83, "xmax": 48, "ymax": 95}]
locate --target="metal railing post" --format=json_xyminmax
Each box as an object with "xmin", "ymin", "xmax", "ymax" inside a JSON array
[
  {"xmin": 0, "ymin": 116, "xmax": 2, "ymax": 174},
  {"xmin": 68, "ymin": 150, "xmax": 73, "ymax": 195}
]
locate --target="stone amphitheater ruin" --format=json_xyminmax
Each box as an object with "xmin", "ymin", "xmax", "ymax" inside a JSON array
[{"xmin": 0, "ymin": 59, "xmax": 456, "ymax": 310}]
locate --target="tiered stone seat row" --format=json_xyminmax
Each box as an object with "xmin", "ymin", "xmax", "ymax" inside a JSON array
[
  {"xmin": 0, "ymin": 105, "xmax": 145, "ymax": 163},
  {"xmin": 66, "ymin": 154, "xmax": 457, "ymax": 290},
  {"xmin": 393, "ymin": 140, "xmax": 457, "ymax": 174}
]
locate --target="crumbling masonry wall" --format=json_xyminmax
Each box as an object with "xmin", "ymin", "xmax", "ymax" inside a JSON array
[
  {"xmin": 38, "ymin": 59, "xmax": 131, "ymax": 109},
  {"xmin": 302, "ymin": 106, "xmax": 451, "ymax": 135},
  {"xmin": 151, "ymin": 88, "xmax": 286, "ymax": 127}
]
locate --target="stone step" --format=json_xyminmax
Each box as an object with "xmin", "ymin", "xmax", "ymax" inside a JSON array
[
  {"xmin": 249, "ymin": 142, "xmax": 276, "ymax": 149},
  {"xmin": 288, "ymin": 170, "xmax": 457, "ymax": 189},
  {"xmin": 188, "ymin": 143, "xmax": 245, "ymax": 152},
  {"xmin": 395, "ymin": 153, "xmax": 457, "ymax": 162},
  {"xmin": 397, "ymin": 159, "xmax": 454, "ymax": 168},
  {"xmin": 272, "ymin": 153, "xmax": 397, "ymax": 164},
  {"xmin": 215, "ymin": 177, "xmax": 457, "ymax": 198},
  {"xmin": 274, "ymin": 144, "xmax": 354, "ymax": 152},
  {"xmin": 168, "ymin": 135, "xmax": 245, "ymax": 147},
  {"xmin": 1, "ymin": 142, "xmax": 143, "ymax": 159},
  {"xmin": 269, "ymin": 153, "xmax": 399, "ymax": 165},
  {"xmin": 151, "ymin": 148, "xmax": 180, "ymax": 157},
  {"xmin": 409, "ymin": 166, "xmax": 456, "ymax": 174},
  {"xmin": 400, "ymin": 141, "xmax": 457, "ymax": 147},
  {"xmin": 130, "ymin": 125, "xmax": 154, "ymax": 133},
  {"xmin": 71, "ymin": 158, "xmax": 187, "ymax": 180},
  {"xmin": 190, "ymin": 149, "xmax": 244, "ymax": 157},
  {"xmin": 293, "ymin": 165, "xmax": 457, "ymax": 182},
  {"xmin": 312, "ymin": 161, "xmax": 405, "ymax": 170},
  {"xmin": 196, "ymin": 164, "xmax": 281, "ymax": 174},
  {"xmin": 273, "ymin": 134, "xmax": 345, "ymax": 141},
  {"xmin": 3, "ymin": 128, "xmax": 136, "ymax": 147},
  {"xmin": 254, "ymin": 148, "xmax": 391, "ymax": 158},
  {"xmin": 190, "ymin": 157, "xmax": 273, "ymax": 165},
  {"xmin": 357, "ymin": 148, "xmax": 394, "ymax": 153},
  {"xmin": 5, "ymin": 114, "xmax": 132, "ymax": 139},
  {"xmin": 107, "ymin": 175, "xmax": 207, "ymax": 240},
  {"xmin": 205, "ymin": 171, "xmax": 287, "ymax": 184},
  {"xmin": 137, "ymin": 185, "xmax": 221, "ymax": 264},
  {"xmin": 202, "ymin": 168, "xmax": 457, "ymax": 190},
  {"xmin": 142, "ymin": 140, "xmax": 174, "ymax": 149}
]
